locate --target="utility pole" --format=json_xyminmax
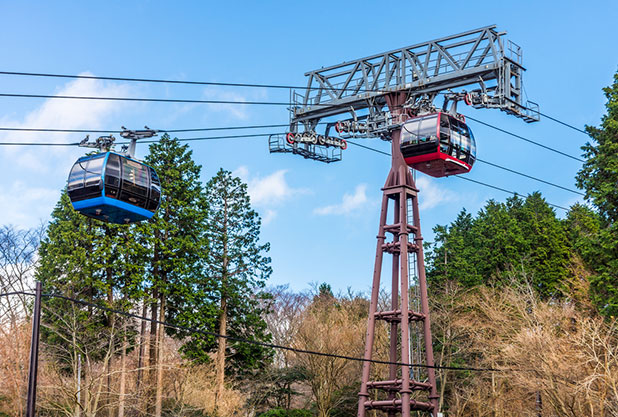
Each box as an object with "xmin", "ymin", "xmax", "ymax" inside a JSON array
[
  {"xmin": 269, "ymin": 25, "xmax": 538, "ymax": 415},
  {"xmin": 26, "ymin": 281, "xmax": 42, "ymax": 417}
]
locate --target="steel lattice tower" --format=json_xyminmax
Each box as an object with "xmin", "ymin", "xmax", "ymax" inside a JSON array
[
  {"xmin": 357, "ymin": 94, "xmax": 437, "ymax": 417},
  {"xmin": 269, "ymin": 25, "xmax": 538, "ymax": 416}
]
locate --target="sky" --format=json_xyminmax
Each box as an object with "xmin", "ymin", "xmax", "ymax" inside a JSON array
[{"xmin": 0, "ymin": 1, "xmax": 616, "ymax": 294}]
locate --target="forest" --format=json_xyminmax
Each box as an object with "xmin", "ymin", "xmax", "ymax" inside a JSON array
[{"xmin": 1, "ymin": 73, "xmax": 618, "ymax": 417}]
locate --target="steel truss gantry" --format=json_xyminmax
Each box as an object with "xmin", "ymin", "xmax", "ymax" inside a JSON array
[
  {"xmin": 295, "ymin": 24, "xmax": 538, "ymax": 125},
  {"xmin": 269, "ymin": 25, "xmax": 538, "ymax": 162}
]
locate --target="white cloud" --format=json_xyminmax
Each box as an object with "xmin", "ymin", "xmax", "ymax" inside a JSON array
[
  {"xmin": 233, "ymin": 166, "xmax": 250, "ymax": 181},
  {"xmin": 262, "ymin": 209, "xmax": 277, "ymax": 225},
  {"xmin": 234, "ymin": 166, "xmax": 306, "ymax": 207},
  {"xmin": 0, "ymin": 182, "xmax": 60, "ymax": 228},
  {"xmin": 233, "ymin": 166, "xmax": 307, "ymax": 224},
  {"xmin": 0, "ymin": 74, "xmax": 134, "ymax": 230},
  {"xmin": 416, "ymin": 176, "xmax": 458, "ymax": 210},
  {"xmin": 0, "ymin": 73, "xmax": 133, "ymax": 172},
  {"xmin": 314, "ymin": 184, "xmax": 370, "ymax": 216}
]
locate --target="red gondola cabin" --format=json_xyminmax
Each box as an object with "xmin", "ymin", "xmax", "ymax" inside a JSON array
[{"xmin": 400, "ymin": 112, "xmax": 476, "ymax": 177}]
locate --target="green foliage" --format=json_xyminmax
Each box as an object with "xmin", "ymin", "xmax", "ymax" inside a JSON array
[
  {"xmin": 258, "ymin": 409, "xmax": 313, "ymax": 417},
  {"xmin": 36, "ymin": 135, "xmax": 214, "ymax": 374},
  {"xmin": 575, "ymin": 71, "xmax": 618, "ymax": 316},
  {"xmin": 142, "ymin": 134, "xmax": 209, "ymax": 295},
  {"xmin": 140, "ymin": 134, "xmax": 214, "ymax": 338},
  {"xmin": 577, "ymin": 71, "xmax": 618, "ymax": 221},
  {"xmin": 426, "ymin": 193, "xmax": 571, "ymax": 297},
  {"xmin": 178, "ymin": 169, "xmax": 273, "ymax": 374},
  {"xmin": 36, "ymin": 192, "xmax": 141, "ymax": 367}
]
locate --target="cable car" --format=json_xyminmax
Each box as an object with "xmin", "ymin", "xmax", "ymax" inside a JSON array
[
  {"xmin": 400, "ymin": 112, "xmax": 476, "ymax": 177},
  {"xmin": 67, "ymin": 152, "xmax": 161, "ymax": 224}
]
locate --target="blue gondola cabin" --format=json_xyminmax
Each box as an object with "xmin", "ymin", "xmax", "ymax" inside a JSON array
[{"xmin": 67, "ymin": 152, "xmax": 161, "ymax": 224}]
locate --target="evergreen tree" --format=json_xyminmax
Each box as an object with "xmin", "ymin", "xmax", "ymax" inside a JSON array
[
  {"xmin": 564, "ymin": 203, "xmax": 602, "ymax": 264},
  {"xmin": 36, "ymin": 191, "xmax": 144, "ymax": 416},
  {"xmin": 507, "ymin": 193, "xmax": 571, "ymax": 296},
  {"xmin": 139, "ymin": 134, "xmax": 211, "ymax": 416},
  {"xmin": 37, "ymin": 192, "xmax": 109, "ymax": 363},
  {"xmin": 426, "ymin": 194, "xmax": 572, "ymax": 297},
  {"xmin": 576, "ymin": 70, "xmax": 618, "ymax": 316},
  {"xmin": 427, "ymin": 209, "xmax": 481, "ymax": 288},
  {"xmin": 187, "ymin": 169, "xmax": 272, "ymax": 407},
  {"xmin": 37, "ymin": 135, "xmax": 213, "ymax": 416}
]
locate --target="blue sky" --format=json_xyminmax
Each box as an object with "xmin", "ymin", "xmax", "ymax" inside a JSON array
[{"xmin": 0, "ymin": 1, "xmax": 616, "ymax": 293}]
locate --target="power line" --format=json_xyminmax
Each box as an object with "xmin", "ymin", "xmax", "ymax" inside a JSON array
[
  {"xmin": 0, "ymin": 123, "xmax": 292, "ymax": 134},
  {"xmin": 0, "ymin": 132, "xmax": 278, "ymax": 147},
  {"xmin": 0, "ymin": 289, "xmax": 502, "ymax": 373},
  {"xmin": 0, "ymin": 141, "xmax": 80, "ymax": 146},
  {"xmin": 0, "ymin": 70, "xmax": 365, "ymax": 94},
  {"xmin": 0, "ymin": 71, "xmax": 596, "ymax": 137},
  {"xmin": 464, "ymin": 115, "xmax": 584, "ymax": 163},
  {"xmin": 348, "ymin": 140, "xmax": 582, "ymax": 197},
  {"xmin": 456, "ymin": 177, "xmax": 569, "ymax": 211},
  {"xmin": 0, "ymin": 291, "xmax": 35, "ymax": 297},
  {"xmin": 0, "ymin": 113, "xmax": 587, "ymax": 167},
  {"xmin": 537, "ymin": 110, "xmax": 589, "ymax": 135},
  {"xmin": 0, "ymin": 72, "xmax": 595, "ymax": 137},
  {"xmin": 41, "ymin": 291, "xmax": 503, "ymax": 373},
  {"xmin": 475, "ymin": 158, "xmax": 584, "ymax": 196},
  {"xmin": 143, "ymin": 132, "xmax": 274, "ymax": 143},
  {"xmin": 0, "ymin": 128, "xmax": 584, "ymax": 199},
  {"xmin": 346, "ymin": 140, "xmax": 572, "ymax": 211},
  {"xmin": 0, "ymin": 116, "xmax": 584, "ymax": 168},
  {"xmin": 0, "ymin": 92, "xmax": 297, "ymax": 106}
]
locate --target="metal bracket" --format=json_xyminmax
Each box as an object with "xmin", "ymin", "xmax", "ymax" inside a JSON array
[
  {"xmin": 79, "ymin": 134, "xmax": 117, "ymax": 152},
  {"xmin": 119, "ymin": 126, "xmax": 159, "ymax": 158}
]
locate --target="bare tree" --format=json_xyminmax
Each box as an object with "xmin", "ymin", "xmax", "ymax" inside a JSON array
[
  {"xmin": 437, "ymin": 275, "xmax": 618, "ymax": 417},
  {"xmin": 293, "ymin": 293, "xmax": 366, "ymax": 417},
  {"xmin": 0, "ymin": 224, "xmax": 44, "ymax": 417},
  {"xmin": 265, "ymin": 285, "xmax": 310, "ymax": 368},
  {"xmin": 0, "ymin": 224, "xmax": 45, "ymax": 320}
]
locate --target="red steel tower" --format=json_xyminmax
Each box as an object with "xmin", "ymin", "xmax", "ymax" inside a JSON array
[
  {"xmin": 269, "ymin": 26, "xmax": 538, "ymax": 416},
  {"xmin": 357, "ymin": 94, "xmax": 438, "ymax": 416}
]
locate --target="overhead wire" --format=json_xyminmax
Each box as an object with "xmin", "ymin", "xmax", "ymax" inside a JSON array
[
  {"xmin": 0, "ymin": 73, "xmax": 587, "ymax": 204},
  {"xmin": 456, "ymin": 177, "xmax": 569, "ymax": 211},
  {"xmin": 0, "ymin": 289, "xmax": 503, "ymax": 373},
  {"xmin": 10, "ymin": 289, "xmax": 506, "ymax": 373},
  {"xmin": 0, "ymin": 94, "xmax": 589, "ymax": 164},
  {"xmin": 0, "ymin": 92, "xmax": 298, "ymax": 107},
  {"xmin": 464, "ymin": 115, "xmax": 584, "ymax": 163},
  {"xmin": 346, "ymin": 139, "xmax": 572, "ymax": 211},
  {"xmin": 474, "ymin": 158, "xmax": 584, "ymax": 196},
  {"xmin": 0, "ymin": 132, "xmax": 276, "ymax": 147},
  {"xmin": 0, "ymin": 291, "xmax": 36, "ymax": 297},
  {"xmin": 0, "ymin": 70, "xmax": 367, "ymax": 93},
  {"xmin": 536, "ymin": 110, "xmax": 589, "ymax": 135},
  {"xmin": 0, "ymin": 123, "xmax": 293, "ymax": 134},
  {"xmin": 0, "ymin": 123, "xmax": 584, "ymax": 198},
  {"xmin": 0, "ymin": 71, "xmax": 593, "ymax": 137},
  {"xmin": 0, "ymin": 115, "xmax": 584, "ymax": 165}
]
